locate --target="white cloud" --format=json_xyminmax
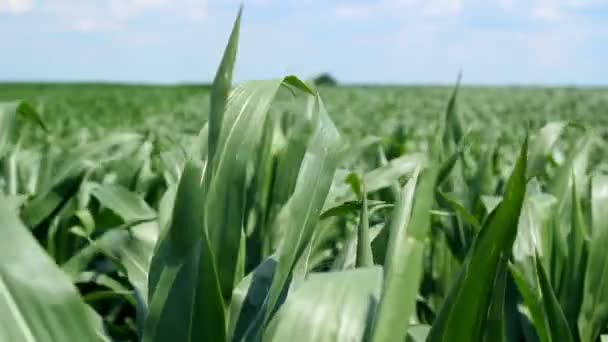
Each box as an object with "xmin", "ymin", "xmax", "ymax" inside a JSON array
[
  {"xmin": 531, "ymin": 0, "xmax": 563, "ymax": 21},
  {"xmin": 423, "ymin": 0, "xmax": 463, "ymax": 16},
  {"xmin": 44, "ymin": 0, "xmax": 207, "ymax": 32},
  {"xmin": 335, "ymin": 0, "xmax": 464, "ymax": 19},
  {"xmin": 334, "ymin": 3, "xmax": 375, "ymax": 19},
  {"xmin": 0, "ymin": 0, "xmax": 34, "ymax": 14}
]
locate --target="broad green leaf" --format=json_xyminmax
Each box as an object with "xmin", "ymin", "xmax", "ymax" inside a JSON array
[
  {"xmin": 427, "ymin": 138, "xmax": 527, "ymax": 341},
  {"xmin": 145, "ymin": 11, "xmax": 242, "ymax": 340},
  {"xmin": 62, "ymin": 221, "xmax": 158, "ymax": 301},
  {"xmin": 578, "ymin": 175, "xmax": 608, "ymax": 342},
  {"xmin": 91, "ymin": 183, "xmax": 156, "ymax": 222},
  {"xmin": 205, "ymin": 78, "xmax": 285, "ymax": 301},
  {"xmin": 228, "ymin": 257, "xmax": 280, "ymax": 342},
  {"xmin": 371, "ymin": 166, "xmax": 437, "ymax": 341},
  {"xmin": 264, "ymin": 267, "xmax": 383, "ymax": 342},
  {"xmin": 558, "ymin": 178, "xmax": 588, "ymax": 331},
  {"xmin": 0, "ymin": 196, "xmax": 108, "ymax": 342},
  {"xmin": 327, "ymin": 153, "xmax": 426, "ymax": 208},
  {"xmin": 48, "ymin": 132, "xmax": 142, "ymax": 192},
  {"xmin": 255, "ymin": 96, "xmax": 341, "ymax": 336},
  {"xmin": 510, "ymin": 191, "xmax": 557, "ymax": 342},
  {"xmin": 21, "ymin": 171, "xmax": 85, "ymax": 229},
  {"xmin": 481, "ymin": 256, "xmax": 507, "ymax": 342},
  {"xmin": 144, "ymin": 161, "xmax": 225, "ymax": 342},
  {"xmin": 551, "ymin": 134, "xmax": 593, "ymax": 205},
  {"xmin": 527, "ymin": 121, "xmax": 568, "ymax": 178}
]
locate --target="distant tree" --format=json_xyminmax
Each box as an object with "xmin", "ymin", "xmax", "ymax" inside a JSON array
[{"xmin": 313, "ymin": 73, "xmax": 338, "ymax": 86}]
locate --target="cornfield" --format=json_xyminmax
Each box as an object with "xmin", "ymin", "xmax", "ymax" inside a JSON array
[{"xmin": 1, "ymin": 10, "xmax": 608, "ymax": 342}]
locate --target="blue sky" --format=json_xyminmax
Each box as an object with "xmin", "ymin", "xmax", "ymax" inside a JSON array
[{"xmin": 0, "ymin": 0, "xmax": 607, "ymax": 85}]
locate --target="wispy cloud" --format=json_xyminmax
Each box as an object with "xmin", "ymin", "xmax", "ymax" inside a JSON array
[
  {"xmin": 335, "ymin": 0, "xmax": 464, "ymax": 19},
  {"xmin": 35, "ymin": 0, "xmax": 208, "ymax": 32},
  {"xmin": 0, "ymin": 0, "xmax": 34, "ymax": 14}
]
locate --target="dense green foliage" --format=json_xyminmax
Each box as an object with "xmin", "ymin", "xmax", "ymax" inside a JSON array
[{"xmin": 2, "ymin": 11, "xmax": 608, "ymax": 342}]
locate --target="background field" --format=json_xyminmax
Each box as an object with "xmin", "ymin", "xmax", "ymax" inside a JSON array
[{"xmin": 2, "ymin": 83, "xmax": 607, "ymax": 140}]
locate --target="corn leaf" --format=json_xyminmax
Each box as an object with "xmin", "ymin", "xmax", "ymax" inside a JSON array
[
  {"xmin": 0, "ymin": 196, "xmax": 108, "ymax": 341},
  {"xmin": 370, "ymin": 165, "xmax": 437, "ymax": 341},
  {"xmin": 264, "ymin": 267, "xmax": 382, "ymax": 342},
  {"xmin": 427, "ymin": 138, "xmax": 527, "ymax": 341}
]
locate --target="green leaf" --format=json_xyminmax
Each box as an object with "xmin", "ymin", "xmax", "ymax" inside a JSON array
[
  {"xmin": 207, "ymin": 6, "xmax": 242, "ymax": 165},
  {"xmin": 551, "ymin": 134, "xmax": 593, "ymax": 204},
  {"xmin": 228, "ymin": 257, "xmax": 279, "ymax": 342},
  {"xmin": 481, "ymin": 256, "xmax": 507, "ymax": 342},
  {"xmin": 0, "ymin": 196, "xmax": 108, "ymax": 341},
  {"xmin": 144, "ymin": 161, "xmax": 225, "ymax": 342},
  {"xmin": 21, "ymin": 171, "xmax": 85, "ymax": 229},
  {"xmin": 438, "ymin": 190, "xmax": 482, "ymax": 232},
  {"xmin": 0, "ymin": 101, "xmax": 20, "ymax": 159},
  {"xmin": 0, "ymin": 100, "xmax": 47, "ymax": 160},
  {"xmin": 327, "ymin": 153, "xmax": 426, "ymax": 208},
  {"xmin": 440, "ymin": 72, "xmax": 463, "ymax": 155},
  {"xmin": 205, "ymin": 78, "xmax": 285, "ymax": 301},
  {"xmin": 578, "ymin": 174, "xmax": 608, "ymax": 342},
  {"xmin": 427, "ymin": 138, "xmax": 528, "ymax": 341},
  {"xmin": 145, "ymin": 11, "xmax": 243, "ymax": 340},
  {"xmin": 91, "ymin": 183, "xmax": 156, "ymax": 222},
  {"xmin": 510, "ymin": 190, "xmax": 557, "ymax": 342},
  {"xmin": 320, "ymin": 199, "xmax": 389, "ymax": 220},
  {"xmin": 16, "ymin": 101, "xmax": 48, "ymax": 132},
  {"xmin": 527, "ymin": 121, "xmax": 568, "ymax": 178},
  {"xmin": 282, "ymin": 76, "xmax": 317, "ymax": 96},
  {"xmin": 356, "ymin": 183, "xmax": 373, "ymax": 268},
  {"xmin": 338, "ymin": 135, "xmax": 382, "ymax": 167},
  {"xmin": 264, "ymin": 267, "xmax": 383, "ymax": 342},
  {"xmin": 371, "ymin": 166, "xmax": 437, "ymax": 341},
  {"xmin": 255, "ymin": 96, "xmax": 341, "ymax": 336},
  {"xmin": 536, "ymin": 256, "xmax": 575, "ymax": 342},
  {"xmin": 509, "ymin": 264, "xmax": 550, "ymax": 342}
]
